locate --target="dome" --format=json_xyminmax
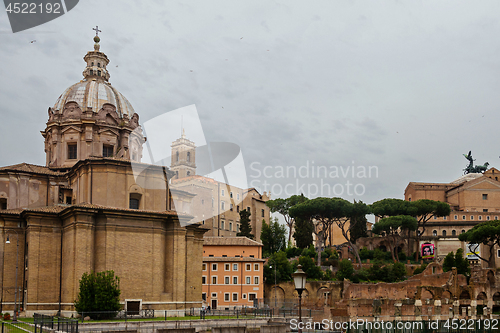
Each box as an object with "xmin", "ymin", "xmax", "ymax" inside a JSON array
[
  {"xmin": 51, "ymin": 36, "xmax": 135, "ymax": 118},
  {"xmin": 52, "ymin": 80, "xmax": 135, "ymax": 118}
]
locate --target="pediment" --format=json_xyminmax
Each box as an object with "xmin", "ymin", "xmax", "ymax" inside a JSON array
[
  {"xmin": 61, "ymin": 125, "xmax": 83, "ymax": 134},
  {"xmin": 462, "ymin": 177, "xmax": 500, "ymax": 191},
  {"xmin": 105, "ymin": 114, "xmax": 118, "ymax": 125},
  {"xmin": 98, "ymin": 128, "xmax": 119, "ymax": 137}
]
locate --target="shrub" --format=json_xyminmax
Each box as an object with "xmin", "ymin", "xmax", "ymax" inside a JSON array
[
  {"xmin": 297, "ymin": 256, "xmax": 324, "ymax": 280},
  {"xmin": 359, "ymin": 247, "xmax": 373, "ymax": 260},
  {"xmin": 301, "ymin": 244, "xmax": 316, "ymax": 258},
  {"xmin": 413, "ymin": 263, "xmax": 428, "ymax": 275},
  {"xmin": 336, "ymin": 259, "xmax": 354, "ymax": 281},
  {"xmin": 285, "ymin": 247, "xmax": 302, "ymax": 259},
  {"xmin": 74, "ymin": 270, "xmax": 121, "ymax": 319},
  {"xmin": 323, "ymin": 269, "xmax": 333, "ymax": 280},
  {"xmin": 373, "ymin": 248, "xmax": 386, "ymax": 261}
]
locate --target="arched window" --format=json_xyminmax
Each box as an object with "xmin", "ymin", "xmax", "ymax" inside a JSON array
[
  {"xmin": 442, "ymin": 230, "xmax": 447, "ymax": 237},
  {"xmin": 452, "ymin": 230, "xmax": 456, "ymax": 236},
  {"xmin": 187, "ymin": 152, "xmax": 191, "ymax": 162},
  {"xmin": 0, "ymin": 198, "xmax": 7, "ymax": 210},
  {"xmin": 433, "ymin": 230, "xmax": 437, "ymax": 236},
  {"xmin": 462, "ymin": 229, "xmax": 465, "ymax": 234},
  {"xmin": 176, "ymin": 151, "xmax": 179, "ymax": 162},
  {"xmin": 98, "ymin": 62, "xmax": 101, "ymax": 68},
  {"xmin": 187, "ymin": 171, "xmax": 191, "ymax": 176},
  {"xmin": 129, "ymin": 193, "xmax": 141, "ymax": 210}
]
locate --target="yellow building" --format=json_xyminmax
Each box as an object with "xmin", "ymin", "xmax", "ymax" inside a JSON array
[{"xmin": 202, "ymin": 237, "xmax": 264, "ymax": 309}]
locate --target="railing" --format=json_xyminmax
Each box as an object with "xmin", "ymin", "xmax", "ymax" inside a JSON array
[
  {"xmin": 1, "ymin": 320, "xmax": 37, "ymax": 333},
  {"xmin": 79, "ymin": 310, "xmax": 155, "ymax": 322},
  {"xmin": 34, "ymin": 313, "xmax": 78, "ymax": 333},
  {"xmin": 196, "ymin": 308, "xmax": 274, "ymax": 319}
]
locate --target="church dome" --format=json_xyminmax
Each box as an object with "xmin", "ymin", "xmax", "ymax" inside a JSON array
[
  {"xmin": 51, "ymin": 35, "xmax": 134, "ymax": 118},
  {"xmin": 52, "ymin": 80, "xmax": 135, "ymax": 118}
]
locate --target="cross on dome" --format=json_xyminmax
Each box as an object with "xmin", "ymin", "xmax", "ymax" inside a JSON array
[{"xmin": 93, "ymin": 25, "xmax": 101, "ymax": 37}]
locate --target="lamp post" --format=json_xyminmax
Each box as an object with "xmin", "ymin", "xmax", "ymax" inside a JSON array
[
  {"xmin": 292, "ymin": 265, "xmax": 307, "ymax": 333},
  {"xmin": 6, "ymin": 230, "xmax": 19, "ymax": 323},
  {"xmin": 269, "ymin": 260, "xmax": 277, "ymax": 308}
]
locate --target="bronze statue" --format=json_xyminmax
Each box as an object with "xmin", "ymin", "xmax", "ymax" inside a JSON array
[{"xmin": 463, "ymin": 151, "xmax": 489, "ymax": 174}]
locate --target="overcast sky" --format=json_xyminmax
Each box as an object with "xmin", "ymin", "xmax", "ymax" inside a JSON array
[{"xmin": 1, "ymin": 1, "xmax": 499, "ymax": 208}]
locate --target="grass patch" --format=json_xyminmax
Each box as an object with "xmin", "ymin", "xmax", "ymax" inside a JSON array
[
  {"xmin": 0, "ymin": 320, "xmax": 36, "ymax": 333},
  {"xmin": 80, "ymin": 315, "xmax": 256, "ymax": 323}
]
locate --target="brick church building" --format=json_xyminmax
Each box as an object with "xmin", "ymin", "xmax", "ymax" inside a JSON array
[{"xmin": 0, "ymin": 35, "xmax": 206, "ymax": 316}]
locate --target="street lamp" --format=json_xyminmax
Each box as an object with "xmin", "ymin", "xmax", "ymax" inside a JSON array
[
  {"xmin": 269, "ymin": 261, "xmax": 277, "ymax": 308},
  {"xmin": 292, "ymin": 265, "xmax": 307, "ymax": 333},
  {"xmin": 6, "ymin": 230, "xmax": 19, "ymax": 323}
]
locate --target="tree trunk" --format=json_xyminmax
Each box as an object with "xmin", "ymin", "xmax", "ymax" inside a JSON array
[
  {"xmin": 315, "ymin": 234, "xmax": 323, "ymax": 267},
  {"xmin": 406, "ymin": 229, "xmax": 411, "ymax": 258},
  {"xmin": 488, "ymin": 245, "xmax": 496, "ymax": 269},
  {"xmin": 389, "ymin": 236, "xmax": 396, "ymax": 262},
  {"xmin": 347, "ymin": 239, "xmax": 362, "ymax": 269},
  {"xmin": 414, "ymin": 230, "xmax": 420, "ymax": 262}
]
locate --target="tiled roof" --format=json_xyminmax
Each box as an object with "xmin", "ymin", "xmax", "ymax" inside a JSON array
[
  {"xmin": 1, "ymin": 203, "xmax": 187, "ymax": 218},
  {"xmin": 23, "ymin": 205, "xmax": 67, "ymax": 214},
  {"xmin": 171, "ymin": 175, "xmax": 219, "ymax": 185},
  {"xmin": 0, "ymin": 208, "xmax": 24, "ymax": 215},
  {"xmin": 69, "ymin": 203, "xmax": 183, "ymax": 217},
  {"xmin": 202, "ymin": 257, "xmax": 265, "ymax": 262},
  {"xmin": 449, "ymin": 173, "xmax": 483, "ymax": 185},
  {"xmin": 0, "ymin": 163, "xmax": 66, "ymax": 176},
  {"xmin": 203, "ymin": 237, "xmax": 263, "ymax": 247}
]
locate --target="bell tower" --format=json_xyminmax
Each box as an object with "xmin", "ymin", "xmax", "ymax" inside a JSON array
[{"xmin": 170, "ymin": 129, "xmax": 196, "ymax": 179}]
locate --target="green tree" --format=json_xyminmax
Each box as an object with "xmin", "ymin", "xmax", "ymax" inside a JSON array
[
  {"xmin": 455, "ymin": 248, "xmax": 470, "ymax": 277},
  {"xmin": 350, "ymin": 210, "xmax": 368, "ymax": 244},
  {"xmin": 261, "ymin": 217, "xmax": 286, "ymax": 257},
  {"xmin": 370, "ymin": 198, "xmax": 416, "ymax": 218},
  {"xmin": 297, "ymin": 256, "xmax": 324, "ymax": 280},
  {"xmin": 442, "ymin": 248, "xmax": 470, "ymax": 278},
  {"xmin": 442, "ymin": 252, "xmax": 455, "ymax": 272},
  {"xmin": 371, "ymin": 198, "xmax": 417, "ymax": 256},
  {"xmin": 293, "ymin": 216, "xmax": 314, "ymax": 249},
  {"xmin": 266, "ymin": 194, "xmax": 309, "ymax": 244},
  {"xmin": 459, "ymin": 220, "xmax": 500, "ymax": 268},
  {"xmin": 290, "ymin": 197, "xmax": 369, "ymax": 268},
  {"xmin": 371, "ymin": 215, "xmax": 417, "ymax": 262},
  {"xmin": 74, "ymin": 270, "xmax": 121, "ymax": 319},
  {"xmin": 264, "ymin": 251, "xmax": 293, "ymax": 283},
  {"xmin": 411, "ymin": 199, "xmax": 451, "ymax": 261},
  {"xmin": 237, "ymin": 209, "xmax": 254, "ymax": 240},
  {"xmin": 336, "ymin": 259, "xmax": 354, "ymax": 281}
]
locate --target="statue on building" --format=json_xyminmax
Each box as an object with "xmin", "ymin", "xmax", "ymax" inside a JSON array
[{"xmin": 463, "ymin": 151, "xmax": 489, "ymax": 174}]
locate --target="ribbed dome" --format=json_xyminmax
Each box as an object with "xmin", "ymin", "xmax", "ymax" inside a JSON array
[
  {"xmin": 52, "ymin": 80, "xmax": 135, "ymax": 118},
  {"xmin": 51, "ymin": 36, "xmax": 135, "ymax": 118}
]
